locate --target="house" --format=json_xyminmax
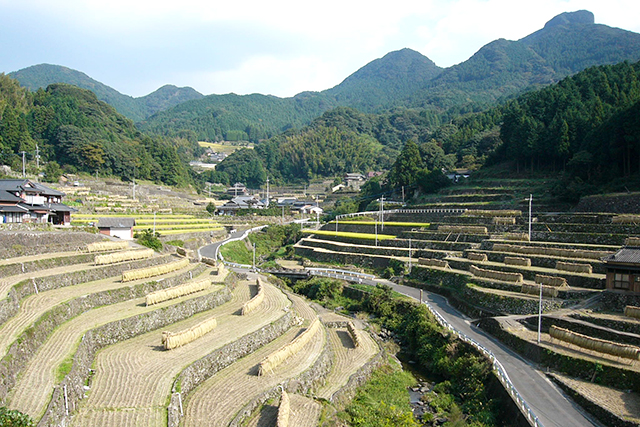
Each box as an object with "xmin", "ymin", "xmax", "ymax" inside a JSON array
[
  {"xmin": 602, "ymin": 240, "xmax": 640, "ymax": 292},
  {"xmin": 0, "ymin": 179, "xmax": 73, "ymax": 225},
  {"xmin": 226, "ymin": 183, "xmax": 248, "ymax": 196},
  {"xmin": 345, "ymin": 173, "xmax": 366, "ymax": 191},
  {"xmin": 97, "ymin": 217, "xmax": 136, "ymax": 240},
  {"xmin": 276, "ymin": 197, "xmax": 297, "ymax": 207},
  {"xmin": 217, "ymin": 196, "xmax": 265, "ymax": 215}
]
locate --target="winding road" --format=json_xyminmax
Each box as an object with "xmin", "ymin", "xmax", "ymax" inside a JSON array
[{"xmin": 199, "ymin": 232, "xmax": 600, "ymax": 427}]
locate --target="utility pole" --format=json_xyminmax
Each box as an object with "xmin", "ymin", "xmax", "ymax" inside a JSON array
[
  {"xmin": 20, "ymin": 151, "xmax": 26, "ymax": 178},
  {"xmin": 402, "ymin": 186, "xmax": 405, "ymax": 205},
  {"xmin": 266, "ymin": 177, "xmax": 270, "ymax": 208},
  {"xmin": 379, "ymin": 196, "xmax": 385, "ymax": 231},
  {"xmin": 529, "ymin": 194, "xmax": 533, "ymax": 241},
  {"xmin": 538, "ymin": 282, "xmax": 543, "ymax": 344},
  {"xmin": 375, "ymin": 220, "xmax": 378, "ymax": 246},
  {"xmin": 252, "ymin": 242, "xmax": 256, "ymax": 271},
  {"xmin": 35, "ymin": 144, "xmax": 40, "ymax": 172},
  {"xmin": 408, "ymin": 238, "xmax": 412, "ymax": 274}
]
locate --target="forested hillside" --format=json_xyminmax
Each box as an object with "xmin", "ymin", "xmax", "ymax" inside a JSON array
[
  {"xmin": 10, "ymin": 64, "xmax": 204, "ymax": 122},
  {"xmin": 0, "ymin": 74, "xmax": 196, "ymax": 186}
]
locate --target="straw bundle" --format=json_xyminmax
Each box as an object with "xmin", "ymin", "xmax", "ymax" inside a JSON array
[
  {"xmin": 521, "ymin": 283, "xmax": 559, "ymax": 298},
  {"xmin": 613, "ymin": 215, "xmax": 640, "ymax": 224},
  {"xmin": 626, "ymin": 237, "xmax": 640, "ymax": 247},
  {"xmin": 258, "ymin": 318, "xmax": 321, "ymax": 376},
  {"xmin": 122, "ymin": 257, "xmax": 190, "ymax": 282},
  {"xmin": 493, "ymin": 217, "xmax": 516, "ymax": 225},
  {"xmin": 346, "ymin": 321, "xmax": 361, "ymax": 348},
  {"xmin": 146, "ymin": 279, "xmax": 211, "ymax": 306},
  {"xmin": 467, "ymin": 252, "xmax": 488, "ymax": 262},
  {"xmin": 504, "ymin": 256, "xmax": 531, "ymax": 267},
  {"xmin": 176, "ymin": 247, "xmax": 192, "ymax": 257},
  {"xmin": 201, "ymin": 256, "xmax": 217, "ymax": 267},
  {"xmin": 504, "ymin": 233, "xmax": 530, "ymax": 242},
  {"xmin": 464, "ymin": 210, "xmax": 522, "ymax": 217},
  {"xmin": 490, "ymin": 243, "xmax": 610, "ymax": 260},
  {"xmin": 469, "ymin": 265, "xmax": 523, "ymax": 283},
  {"xmin": 418, "ymin": 258, "xmax": 449, "ymax": 268},
  {"xmin": 242, "ymin": 279, "xmax": 265, "ymax": 315},
  {"xmin": 86, "ymin": 240, "xmax": 129, "ymax": 253},
  {"xmin": 624, "ymin": 306, "xmax": 640, "ymax": 320},
  {"xmin": 277, "ymin": 390, "xmax": 290, "ymax": 427},
  {"xmin": 535, "ymin": 274, "xmax": 568, "ymax": 288},
  {"xmin": 162, "ymin": 315, "xmax": 218, "ymax": 350},
  {"xmin": 438, "ymin": 225, "xmax": 488, "ymax": 234},
  {"xmin": 549, "ymin": 325, "xmax": 640, "ymax": 361},
  {"xmin": 555, "ymin": 261, "xmax": 592, "ymax": 274},
  {"xmin": 94, "ymin": 248, "xmax": 154, "ymax": 265}
]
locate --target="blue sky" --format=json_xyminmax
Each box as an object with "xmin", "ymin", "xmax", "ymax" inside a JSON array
[{"xmin": 2, "ymin": 0, "xmax": 639, "ymax": 98}]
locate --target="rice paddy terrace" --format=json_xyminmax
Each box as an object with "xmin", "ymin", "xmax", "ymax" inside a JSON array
[
  {"xmin": 0, "ymin": 230, "xmax": 383, "ymax": 427},
  {"xmin": 295, "ymin": 205, "xmax": 640, "ymax": 425}
]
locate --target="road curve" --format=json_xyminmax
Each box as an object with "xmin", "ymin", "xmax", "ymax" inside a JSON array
[{"xmin": 381, "ymin": 280, "xmax": 600, "ymax": 427}]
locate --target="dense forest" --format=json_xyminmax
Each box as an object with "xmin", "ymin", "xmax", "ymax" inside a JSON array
[{"xmin": 0, "ymin": 74, "xmax": 197, "ymax": 186}]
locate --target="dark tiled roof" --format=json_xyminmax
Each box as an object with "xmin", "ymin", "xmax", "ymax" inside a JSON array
[
  {"xmin": 0, "ymin": 205, "xmax": 28, "ymax": 213},
  {"xmin": 97, "ymin": 217, "xmax": 135, "ymax": 228},
  {"xmin": 604, "ymin": 247, "xmax": 640, "ymax": 265},
  {"xmin": 0, "ymin": 179, "xmax": 64, "ymax": 196},
  {"xmin": 0, "ymin": 190, "xmax": 25, "ymax": 203},
  {"xmin": 48, "ymin": 203, "xmax": 75, "ymax": 212}
]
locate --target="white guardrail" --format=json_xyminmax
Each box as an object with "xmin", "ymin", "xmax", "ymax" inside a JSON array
[
  {"xmin": 335, "ymin": 208, "xmax": 468, "ymax": 220},
  {"xmin": 421, "ymin": 300, "xmax": 543, "ymax": 427},
  {"xmin": 308, "ymin": 268, "xmax": 376, "ymax": 283}
]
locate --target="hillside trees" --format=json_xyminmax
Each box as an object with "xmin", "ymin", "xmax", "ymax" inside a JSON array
[{"xmin": 0, "ymin": 77, "xmax": 195, "ymax": 187}]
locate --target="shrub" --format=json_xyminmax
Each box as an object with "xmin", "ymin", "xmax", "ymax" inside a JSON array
[{"xmin": 135, "ymin": 229, "xmax": 163, "ymax": 251}]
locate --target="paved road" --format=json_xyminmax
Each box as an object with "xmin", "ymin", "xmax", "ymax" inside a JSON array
[
  {"xmin": 380, "ymin": 280, "xmax": 600, "ymax": 427},
  {"xmin": 199, "ymin": 229, "xmax": 246, "ymax": 260},
  {"xmin": 200, "ymin": 231, "xmax": 599, "ymax": 427}
]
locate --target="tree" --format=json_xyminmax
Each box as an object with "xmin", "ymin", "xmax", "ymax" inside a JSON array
[
  {"xmin": 388, "ymin": 140, "xmax": 422, "ymax": 188},
  {"xmin": 135, "ymin": 229, "xmax": 162, "ymax": 251},
  {"xmin": 206, "ymin": 202, "xmax": 216, "ymax": 215},
  {"xmin": 43, "ymin": 161, "xmax": 62, "ymax": 183}
]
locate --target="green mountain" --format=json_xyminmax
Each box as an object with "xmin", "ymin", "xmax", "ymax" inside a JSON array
[
  {"xmin": 9, "ymin": 64, "xmax": 203, "ymax": 122},
  {"xmin": 407, "ymin": 10, "xmax": 640, "ymax": 109},
  {"xmin": 324, "ymin": 48, "xmax": 443, "ymax": 112},
  {"xmin": 141, "ymin": 10, "xmax": 640, "ymax": 141},
  {"xmin": 0, "ymin": 74, "xmax": 196, "ymax": 187}
]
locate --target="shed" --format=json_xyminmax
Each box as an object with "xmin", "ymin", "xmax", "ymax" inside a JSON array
[
  {"xmin": 97, "ymin": 217, "xmax": 136, "ymax": 240},
  {"xmin": 603, "ymin": 244, "xmax": 640, "ymax": 292}
]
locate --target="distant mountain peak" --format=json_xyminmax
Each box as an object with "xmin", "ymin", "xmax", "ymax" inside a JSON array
[{"xmin": 544, "ymin": 10, "xmax": 595, "ymax": 29}]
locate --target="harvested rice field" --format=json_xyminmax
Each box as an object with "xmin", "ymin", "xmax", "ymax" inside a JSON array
[
  {"xmin": 181, "ymin": 293, "xmax": 325, "ymax": 427},
  {"xmin": 71, "ymin": 279, "xmax": 291, "ymax": 427}
]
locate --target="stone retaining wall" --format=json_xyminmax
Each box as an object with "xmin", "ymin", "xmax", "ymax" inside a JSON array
[
  {"xmin": 227, "ymin": 333, "xmax": 334, "ymax": 427},
  {"xmin": 0, "ymin": 255, "xmax": 175, "ymax": 326},
  {"xmin": 464, "ymin": 285, "xmax": 564, "ymax": 315},
  {"xmin": 575, "ymin": 193, "xmax": 640, "ymax": 214},
  {"xmin": 569, "ymin": 313, "xmax": 640, "ymax": 336},
  {"xmin": 598, "ymin": 291, "xmax": 640, "ymax": 313},
  {"xmin": 469, "ymin": 249, "xmax": 607, "ymax": 274},
  {"xmin": 166, "ymin": 311, "xmax": 296, "ymax": 427},
  {"xmin": 0, "ymin": 253, "xmax": 95, "ymax": 278},
  {"xmin": 295, "ymin": 246, "xmax": 392, "ymax": 270},
  {"xmin": 0, "ymin": 264, "xmax": 207, "ymax": 404},
  {"xmin": 38, "ymin": 282, "xmax": 233, "ymax": 427},
  {"xmin": 476, "ymin": 317, "xmax": 640, "ymax": 392},
  {"xmin": 0, "ymin": 230, "xmax": 103, "ymax": 258},
  {"xmin": 523, "ymin": 315, "xmax": 640, "ymax": 347}
]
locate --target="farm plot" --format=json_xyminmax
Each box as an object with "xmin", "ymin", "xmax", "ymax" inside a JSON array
[
  {"xmin": 0, "ymin": 256, "xmax": 190, "ymax": 360},
  {"xmin": 71, "ymin": 280, "xmax": 291, "ymax": 427},
  {"xmin": 246, "ymin": 393, "xmax": 321, "ymax": 427},
  {"xmin": 182, "ymin": 293, "xmax": 324, "ymax": 427},
  {"xmin": 316, "ymin": 323, "xmax": 380, "ymax": 400},
  {"xmin": 7, "ymin": 271, "xmax": 224, "ymax": 420}
]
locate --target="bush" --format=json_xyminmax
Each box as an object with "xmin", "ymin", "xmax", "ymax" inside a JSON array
[
  {"xmin": 135, "ymin": 229, "xmax": 163, "ymax": 251},
  {"xmin": 0, "ymin": 407, "xmax": 35, "ymax": 426}
]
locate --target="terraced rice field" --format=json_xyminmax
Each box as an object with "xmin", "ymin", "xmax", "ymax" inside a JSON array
[
  {"xmin": 72, "ymin": 213, "xmax": 224, "ymax": 235},
  {"xmin": 182, "ymin": 293, "xmax": 324, "ymax": 427},
  {"xmin": 0, "ymin": 255, "xmax": 184, "ymax": 360},
  {"xmin": 2, "ymin": 230, "xmax": 387, "ymax": 427},
  {"xmin": 317, "ymin": 324, "xmax": 380, "ymax": 399},
  {"xmin": 71, "ymin": 279, "xmax": 291, "ymax": 427},
  {"xmin": 7, "ymin": 270, "xmax": 225, "ymax": 420}
]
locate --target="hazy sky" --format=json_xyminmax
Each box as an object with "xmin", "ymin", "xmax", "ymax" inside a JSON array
[{"xmin": 2, "ymin": 0, "xmax": 640, "ymax": 98}]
